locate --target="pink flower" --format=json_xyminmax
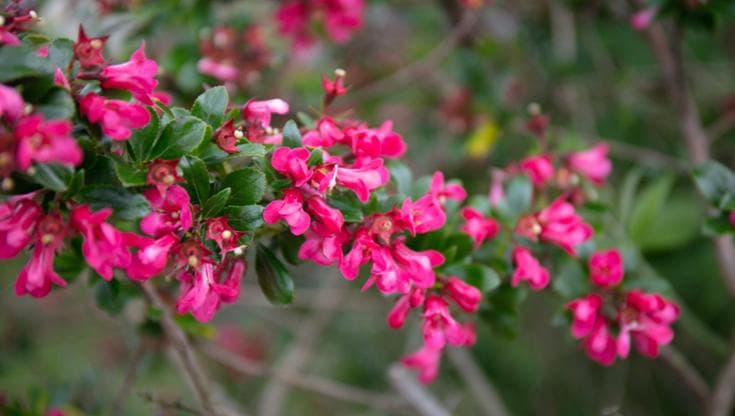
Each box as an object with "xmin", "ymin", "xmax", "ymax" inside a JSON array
[
  {"xmin": 322, "ymin": 70, "xmax": 348, "ymax": 98},
  {"xmin": 392, "ymin": 241, "xmax": 444, "ymax": 289},
  {"xmin": 140, "ymin": 185, "xmax": 193, "ymax": 237},
  {"xmin": 0, "ymin": 28, "xmax": 20, "ymax": 46},
  {"xmin": 53, "ymin": 68, "xmax": 70, "ymax": 90},
  {"xmin": 730, "ymin": 211, "xmax": 735, "ymax": 228},
  {"xmin": 422, "ymin": 295, "xmax": 467, "ymax": 348},
  {"xmin": 298, "ymin": 223, "xmax": 348, "ymax": 266},
  {"xmin": 367, "ymin": 246, "xmax": 410, "ymax": 294},
  {"xmin": 488, "ymin": 169, "xmax": 506, "ymax": 207},
  {"xmin": 176, "ymin": 258, "xmax": 245, "ymax": 322},
  {"xmin": 15, "ymin": 213, "xmax": 68, "ymax": 298},
  {"xmin": 79, "ymin": 93, "xmax": 151, "ymax": 140},
  {"xmin": 213, "ymin": 120, "xmax": 239, "ymax": 154},
  {"xmin": 124, "ymin": 233, "xmax": 177, "ymax": 281},
  {"xmin": 387, "ymin": 294, "xmax": 411, "ymax": 329},
  {"xmin": 275, "ymin": 1, "xmax": 312, "ymax": 49},
  {"xmin": 14, "ymin": 115, "xmax": 83, "ymax": 170},
  {"xmin": 444, "ymin": 277, "xmax": 482, "ymax": 313},
  {"xmin": 517, "ymin": 197, "xmax": 593, "ymax": 256},
  {"xmin": 197, "ymin": 57, "xmax": 238, "ymax": 82},
  {"xmin": 334, "ymin": 158, "xmax": 390, "ymax": 202},
  {"xmin": 302, "ymin": 117, "xmax": 344, "ymax": 148},
  {"xmin": 584, "ymin": 319, "xmax": 618, "ymax": 366},
  {"xmin": 323, "ymin": 0, "xmax": 365, "ymax": 43},
  {"xmin": 263, "ymin": 188, "xmax": 311, "ymax": 235},
  {"xmin": 146, "ymin": 159, "xmax": 184, "ymax": 196},
  {"xmin": 271, "ymin": 147, "xmax": 313, "ymax": 186},
  {"xmin": 400, "ymin": 194, "xmax": 447, "ymax": 236},
  {"xmin": 460, "ymin": 207, "xmax": 499, "ymax": 248},
  {"xmin": 70, "ymin": 205, "xmax": 131, "ymax": 280},
  {"xmin": 0, "ymin": 198, "xmax": 42, "ymax": 258},
  {"xmin": 206, "ymin": 217, "xmax": 242, "ymax": 254},
  {"xmin": 429, "ymin": 171, "xmax": 466, "ymax": 203},
  {"xmin": 304, "ymin": 196, "xmax": 344, "ymax": 232},
  {"xmin": 401, "ymin": 344, "xmax": 443, "ymax": 384},
  {"xmin": 519, "ymin": 154, "xmax": 554, "ymax": 187},
  {"xmin": 74, "ymin": 25, "xmax": 108, "ymax": 68},
  {"xmin": 511, "ymin": 246, "xmax": 550, "ymax": 290},
  {"xmin": 243, "ymin": 98, "xmax": 289, "ymax": 129},
  {"xmin": 630, "ymin": 7, "xmax": 657, "ymax": 31},
  {"xmin": 588, "ymin": 249, "xmax": 624, "ymax": 288},
  {"xmin": 339, "ymin": 228, "xmax": 377, "ymax": 279},
  {"xmin": 0, "ymin": 84, "xmax": 24, "ymax": 122},
  {"xmin": 566, "ymin": 144, "xmax": 612, "ymax": 186},
  {"xmin": 344, "ymin": 121, "xmax": 406, "ymax": 159},
  {"xmin": 566, "ymin": 293, "xmax": 602, "ymax": 338},
  {"xmin": 617, "ymin": 290, "xmax": 679, "ymax": 359},
  {"xmin": 36, "ymin": 45, "xmax": 49, "ymax": 58},
  {"xmin": 100, "ymin": 42, "xmax": 158, "ymax": 105}
]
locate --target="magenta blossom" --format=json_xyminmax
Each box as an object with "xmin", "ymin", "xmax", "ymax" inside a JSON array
[
  {"xmin": 517, "ymin": 197, "xmax": 593, "ymax": 256},
  {"xmin": 460, "ymin": 207, "xmax": 499, "ymax": 248},
  {"xmin": 197, "ymin": 57, "xmax": 238, "ymax": 82},
  {"xmin": 429, "ymin": 171, "xmax": 467, "ymax": 203},
  {"xmin": 243, "ymin": 98, "xmax": 289, "ymax": 129},
  {"xmin": 519, "ymin": 154, "xmax": 554, "ymax": 187},
  {"xmin": 146, "ymin": 159, "xmax": 184, "ymax": 196},
  {"xmin": 0, "ymin": 198, "xmax": 42, "ymax": 258},
  {"xmin": 302, "ymin": 117, "xmax": 345, "ymax": 148},
  {"xmin": 566, "ymin": 293, "xmax": 602, "ymax": 338},
  {"xmin": 304, "ymin": 196, "xmax": 344, "ymax": 233},
  {"xmin": 334, "ymin": 158, "xmax": 390, "ymax": 202},
  {"xmin": 79, "ymin": 93, "xmax": 150, "ymax": 140},
  {"xmin": 589, "ymin": 249, "xmax": 624, "ymax": 288},
  {"xmin": 566, "ymin": 143, "xmax": 612, "ymax": 186},
  {"xmin": 391, "ymin": 241, "xmax": 444, "ymax": 289},
  {"xmin": 53, "ymin": 68, "xmax": 70, "ymax": 90},
  {"xmin": 339, "ymin": 228, "xmax": 378, "ymax": 279},
  {"xmin": 74, "ymin": 25, "xmax": 108, "ymax": 68},
  {"xmin": 323, "ymin": 0, "xmax": 365, "ymax": 43},
  {"xmin": 444, "ymin": 277, "xmax": 482, "ymax": 313},
  {"xmin": 176, "ymin": 258, "xmax": 245, "ymax": 322},
  {"xmin": 584, "ymin": 319, "xmax": 618, "ymax": 366},
  {"xmin": 263, "ymin": 188, "xmax": 311, "ymax": 235},
  {"xmin": 617, "ymin": 290, "xmax": 679, "ymax": 359},
  {"xmin": 630, "ymin": 7, "xmax": 657, "ymax": 31},
  {"xmin": 271, "ymin": 146, "xmax": 313, "ymax": 186},
  {"xmin": 206, "ymin": 217, "xmax": 243, "ymax": 254},
  {"xmin": 421, "ymin": 295, "xmax": 467, "ymax": 349},
  {"xmin": 140, "ymin": 185, "xmax": 193, "ymax": 237},
  {"xmin": 100, "ymin": 42, "xmax": 158, "ymax": 105},
  {"xmin": 511, "ymin": 246, "xmax": 550, "ymax": 290},
  {"xmin": 344, "ymin": 121, "xmax": 407, "ymax": 159},
  {"xmin": 71, "ymin": 205, "xmax": 131, "ymax": 280},
  {"xmin": 125, "ymin": 233, "xmax": 177, "ymax": 281},
  {"xmin": 400, "ymin": 194, "xmax": 447, "ymax": 236},
  {"xmin": 14, "ymin": 115, "xmax": 83, "ymax": 170},
  {"xmin": 0, "ymin": 84, "xmax": 24, "ymax": 122},
  {"xmin": 298, "ymin": 223, "xmax": 348, "ymax": 266},
  {"xmin": 15, "ymin": 213, "xmax": 68, "ymax": 298},
  {"xmin": 401, "ymin": 344, "xmax": 443, "ymax": 384}
]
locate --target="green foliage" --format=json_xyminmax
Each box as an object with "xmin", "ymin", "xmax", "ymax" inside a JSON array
[
  {"xmin": 150, "ymin": 114, "xmax": 209, "ymax": 160},
  {"xmin": 693, "ymin": 160, "xmax": 735, "ymax": 211},
  {"xmin": 282, "ymin": 119, "xmax": 302, "ymax": 148},
  {"xmin": 179, "ymin": 156, "xmax": 210, "ymax": 205},
  {"xmin": 76, "ymin": 186, "xmax": 150, "ymax": 221},
  {"xmin": 191, "ymin": 86, "xmax": 228, "ymax": 127},
  {"xmin": 255, "ymin": 244, "xmax": 294, "ymax": 305},
  {"xmin": 221, "ymin": 167, "xmax": 266, "ymax": 205}
]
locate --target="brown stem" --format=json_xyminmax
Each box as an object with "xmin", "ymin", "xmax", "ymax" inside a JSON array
[
  {"xmin": 388, "ymin": 364, "xmax": 451, "ymax": 416},
  {"xmin": 141, "ymin": 281, "xmax": 224, "ymax": 416},
  {"xmin": 660, "ymin": 346, "xmax": 710, "ymax": 408}
]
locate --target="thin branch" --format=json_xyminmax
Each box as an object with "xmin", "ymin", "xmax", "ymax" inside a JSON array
[
  {"xmin": 708, "ymin": 112, "xmax": 735, "ymax": 144},
  {"xmin": 141, "ymin": 282, "xmax": 224, "ymax": 416},
  {"xmin": 447, "ymin": 348, "xmax": 509, "ymax": 416},
  {"xmin": 204, "ymin": 344, "xmax": 410, "ymax": 413},
  {"xmin": 709, "ymin": 346, "xmax": 735, "ymax": 416},
  {"xmin": 659, "ymin": 346, "xmax": 710, "ymax": 408},
  {"xmin": 346, "ymin": 9, "xmax": 479, "ymax": 103},
  {"xmin": 387, "ymin": 364, "xmax": 451, "ymax": 416},
  {"xmin": 111, "ymin": 342, "xmax": 148, "ymax": 416},
  {"xmin": 138, "ymin": 392, "xmax": 203, "ymax": 415}
]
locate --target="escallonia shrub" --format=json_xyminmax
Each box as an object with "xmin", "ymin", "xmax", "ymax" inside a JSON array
[{"xmin": 0, "ymin": 3, "xmax": 679, "ymax": 385}]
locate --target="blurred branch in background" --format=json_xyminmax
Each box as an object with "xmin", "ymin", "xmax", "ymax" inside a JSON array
[
  {"xmin": 447, "ymin": 348, "xmax": 509, "ymax": 416},
  {"xmin": 388, "ymin": 364, "xmax": 451, "ymax": 416}
]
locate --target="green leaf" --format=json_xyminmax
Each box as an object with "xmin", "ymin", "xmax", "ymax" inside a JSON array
[
  {"xmin": 95, "ymin": 278, "xmax": 138, "ymax": 316},
  {"xmin": 35, "ymin": 87, "xmax": 75, "ymax": 120},
  {"xmin": 236, "ymin": 142, "xmax": 268, "ymax": 158},
  {"xmin": 693, "ymin": 161, "xmax": 735, "ymax": 210},
  {"xmin": 282, "ymin": 120, "xmax": 302, "ymax": 148},
  {"xmin": 496, "ymin": 175, "xmax": 532, "ymax": 220},
  {"xmin": 113, "ymin": 160, "xmax": 147, "ymax": 187},
  {"xmin": 191, "ymin": 86, "xmax": 228, "ymax": 127},
  {"xmin": 225, "ymin": 205, "xmax": 264, "ymax": 231},
  {"xmin": 552, "ymin": 259, "xmax": 588, "ymax": 298},
  {"xmin": 628, "ymin": 176, "xmax": 674, "ymax": 243},
  {"xmin": 76, "ymin": 185, "xmax": 150, "ymax": 221},
  {"xmin": 479, "ymin": 283, "xmax": 526, "ymax": 338},
  {"xmin": 307, "ymin": 148, "xmax": 324, "ymax": 166},
  {"xmin": 221, "ymin": 168, "xmax": 266, "ymax": 205},
  {"xmin": 31, "ymin": 163, "xmax": 74, "ymax": 192},
  {"xmin": 255, "ymin": 244, "xmax": 294, "ymax": 305},
  {"xmin": 150, "ymin": 115, "xmax": 209, "ymax": 160},
  {"xmin": 202, "ymin": 187, "xmax": 231, "ymax": 218},
  {"xmin": 446, "ymin": 264, "xmax": 501, "ymax": 293},
  {"xmin": 128, "ymin": 108, "xmax": 160, "ymax": 161},
  {"xmin": 703, "ymin": 216, "xmax": 734, "ymax": 236},
  {"xmin": 388, "ymin": 160, "xmax": 412, "ymax": 196},
  {"xmin": 174, "ymin": 314, "xmax": 216, "ymax": 339},
  {"xmin": 54, "ymin": 239, "xmax": 86, "ymax": 283},
  {"xmin": 327, "ymin": 191, "xmax": 364, "ymax": 223},
  {"xmin": 180, "ymin": 156, "xmax": 210, "ymax": 205}
]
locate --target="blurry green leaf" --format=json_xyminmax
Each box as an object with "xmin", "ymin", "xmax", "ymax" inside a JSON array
[
  {"xmin": 95, "ymin": 278, "xmax": 138, "ymax": 316},
  {"xmin": 328, "ymin": 191, "xmax": 364, "ymax": 222},
  {"xmin": 35, "ymin": 87, "xmax": 75, "ymax": 120},
  {"xmin": 479, "ymin": 283, "xmax": 526, "ymax": 338},
  {"xmin": 202, "ymin": 187, "xmax": 231, "ymax": 218},
  {"xmin": 387, "ymin": 160, "xmax": 412, "ymax": 196},
  {"xmin": 235, "ymin": 142, "xmax": 267, "ymax": 158},
  {"xmin": 54, "ymin": 239, "xmax": 86, "ymax": 283},
  {"xmin": 703, "ymin": 216, "xmax": 734, "ymax": 236},
  {"xmin": 442, "ymin": 233, "xmax": 474, "ymax": 265},
  {"xmin": 307, "ymin": 148, "xmax": 324, "ymax": 166},
  {"xmin": 113, "ymin": 160, "xmax": 147, "ymax": 187},
  {"xmin": 255, "ymin": 244, "xmax": 294, "ymax": 305},
  {"xmin": 174, "ymin": 314, "xmax": 216, "ymax": 339},
  {"xmin": 128, "ymin": 108, "xmax": 160, "ymax": 161},
  {"xmin": 693, "ymin": 160, "xmax": 735, "ymax": 210},
  {"xmin": 282, "ymin": 120, "xmax": 302, "ymax": 148},
  {"xmin": 495, "ymin": 176, "xmax": 532, "ymax": 222},
  {"xmin": 447, "ymin": 264, "xmax": 501, "ymax": 293},
  {"xmin": 296, "ymin": 111, "xmax": 315, "ymax": 128},
  {"xmin": 225, "ymin": 205, "xmax": 264, "ymax": 231},
  {"xmin": 77, "ymin": 185, "xmax": 150, "ymax": 221},
  {"xmin": 552, "ymin": 259, "xmax": 588, "ymax": 299},
  {"xmin": 30, "ymin": 163, "xmax": 74, "ymax": 192},
  {"xmin": 221, "ymin": 168, "xmax": 266, "ymax": 205},
  {"xmin": 180, "ymin": 155, "xmax": 210, "ymax": 204},
  {"xmin": 150, "ymin": 115, "xmax": 208, "ymax": 160},
  {"xmin": 191, "ymin": 86, "xmax": 228, "ymax": 127}
]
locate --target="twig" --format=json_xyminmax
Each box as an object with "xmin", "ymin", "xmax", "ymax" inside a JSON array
[
  {"xmin": 110, "ymin": 342, "xmax": 149, "ymax": 416},
  {"xmin": 256, "ymin": 283, "xmax": 345, "ymax": 416},
  {"xmin": 141, "ymin": 281, "xmax": 224, "ymax": 416},
  {"xmin": 710, "ymin": 346, "xmax": 735, "ymax": 416},
  {"xmin": 347, "ymin": 9, "xmax": 479, "ymax": 103},
  {"xmin": 387, "ymin": 364, "xmax": 451, "ymax": 416},
  {"xmin": 708, "ymin": 112, "xmax": 735, "ymax": 144},
  {"xmin": 660, "ymin": 346, "xmax": 710, "ymax": 408},
  {"xmin": 447, "ymin": 348, "xmax": 509, "ymax": 416},
  {"xmin": 138, "ymin": 392, "xmax": 203, "ymax": 415},
  {"xmin": 204, "ymin": 344, "xmax": 410, "ymax": 413}
]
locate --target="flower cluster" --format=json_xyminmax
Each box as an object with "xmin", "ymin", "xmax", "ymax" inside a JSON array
[
  {"xmin": 275, "ymin": 0, "xmax": 364, "ymax": 50},
  {"xmin": 198, "ymin": 25, "xmax": 271, "ymax": 89},
  {"xmin": 567, "ymin": 249, "xmax": 679, "ymax": 365}
]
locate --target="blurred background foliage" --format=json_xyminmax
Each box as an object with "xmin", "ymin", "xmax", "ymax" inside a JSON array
[{"xmin": 2, "ymin": 0, "xmax": 735, "ymax": 415}]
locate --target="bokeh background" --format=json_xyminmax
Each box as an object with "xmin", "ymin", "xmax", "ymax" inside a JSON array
[{"xmin": 2, "ymin": 0, "xmax": 735, "ymax": 415}]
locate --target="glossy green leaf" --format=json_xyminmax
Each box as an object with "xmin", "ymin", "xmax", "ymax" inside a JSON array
[
  {"xmin": 225, "ymin": 205, "xmax": 264, "ymax": 231},
  {"xmin": 191, "ymin": 86, "xmax": 228, "ymax": 127},
  {"xmin": 221, "ymin": 168, "xmax": 266, "ymax": 205},
  {"xmin": 180, "ymin": 156, "xmax": 210, "ymax": 204},
  {"xmin": 150, "ymin": 115, "xmax": 208, "ymax": 160},
  {"xmin": 282, "ymin": 120, "xmax": 302, "ymax": 148},
  {"xmin": 31, "ymin": 163, "xmax": 74, "ymax": 192},
  {"xmin": 693, "ymin": 161, "xmax": 735, "ymax": 210},
  {"xmin": 76, "ymin": 185, "xmax": 150, "ymax": 221},
  {"xmin": 113, "ymin": 160, "xmax": 147, "ymax": 187},
  {"xmin": 255, "ymin": 244, "xmax": 294, "ymax": 305},
  {"xmin": 128, "ymin": 108, "xmax": 160, "ymax": 161},
  {"xmin": 202, "ymin": 187, "xmax": 231, "ymax": 218}
]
